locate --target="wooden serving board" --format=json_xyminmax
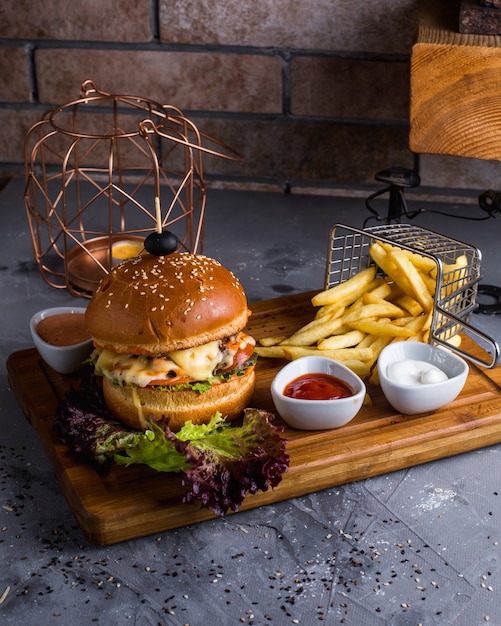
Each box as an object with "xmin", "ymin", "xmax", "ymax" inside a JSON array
[{"xmin": 7, "ymin": 291, "xmax": 501, "ymax": 546}]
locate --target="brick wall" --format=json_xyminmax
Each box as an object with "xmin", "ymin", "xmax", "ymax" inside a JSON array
[{"xmin": 0, "ymin": 0, "xmax": 497, "ymax": 194}]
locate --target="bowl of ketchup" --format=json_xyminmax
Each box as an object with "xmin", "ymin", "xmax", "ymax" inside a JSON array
[
  {"xmin": 30, "ymin": 306, "xmax": 93, "ymax": 374},
  {"xmin": 271, "ymin": 356, "xmax": 366, "ymax": 430}
]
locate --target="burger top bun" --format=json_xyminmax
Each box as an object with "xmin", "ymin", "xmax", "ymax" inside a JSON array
[{"xmin": 85, "ymin": 252, "xmax": 250, "ymax": 354}]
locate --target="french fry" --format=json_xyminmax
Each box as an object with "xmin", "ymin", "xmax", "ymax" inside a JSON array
[
  {"xmin": 279, "ymin": 316, "xmax": 348, "ymax": 346},
  {"xmin": 379, "ymin": 241, "xmax": 437, "ymax": 274},
  {"xmin": 366, "ymin": 281, "xmax": 393, "ymax": 301},
  {"xmin": 388, "ymin": 249, "xmax": 434, "ymax": 312},
  {"xmin": 359, "ymin": 334, "xmax": 383, "ymax": 350},
  {"xmin": 403, "ymin": 315, "xmax": 427, "ymax": 334},
  {"xmin": 317, "ymin": 330, "xmax": 366, "ymax": 350},
  {"xmin": 422, "ymin": 308, "xmax": 434, "ymax": 331},
  {"xmin": 258, "ymin": 335, "xmax": 289, "ymax": 347},
  {"xmin": 282, "ymin": 345, "xmax": 374, "ymax": 363},
  {"xmin": 255, "ymin": 346, "xmax": 289, "ymax": 359},
  {"xmin": 393, "ymin": 315, "xmax": 418, "ymax": 326},
  {"xmin": 420, "ymin": 272, "xmax": 437, "ymax": 297},
  {"xmin": 406, "ymin": 333, "xmax": 424, "ymax": 343},
  {"xmin": 371, "ymin": 243, "xmax": 424, "ymax": 303},
  {"xmin": 281, "ymin": 346, "xmax": 371, "ymax": 377},
  {"xmin": 337, "ymin": 279, "xmax": 390, "ymax": 316},
  {"xmin": 288, "ymin": 310, "xmax": 341, "ymax": 334},
  {"xmin": 437, "ymin": 254, "xmax": 468, "ymax": 280},
  {"xmin": 388, "ymin": 283, "xmax": 406, "ymax": 300},
  {"xmin": 371, "ymin": 243, "xmax": 436, "ymax": 314},
  {"xmin": 445, "ymin": 334, "xmax": 462, "ymax": 347},
  {"xmin": 311, "ymin": 266, "xmax": 377, "ymax": 307},
  {"xmin": 348, "ymin": 318, "xmax": 418, "ymax": 339},
  {"xmin": 368, "ymin": 368, "xmax": 380, "ymax": 386},
  {"xmin": 362, "ymin": 289, "xmax": 393, "ymax": 305},
  {"xmin": 314, "ymin": 303, "xmax": 345, "ymax": 319},
  {"xmin": 340, "ymin": 361, "xmax": 372, "ymax": 378},
  {"xmin": 441, "ymin": 264, "xmax": 468, "ymax": 299},
  {"xmin": 363, "ymin": 393, "xmax": 373, "ymax": 406},
  {"xmin": 364, "ymin": 335, "xmax": 392, "ymax": 367},
  {"xmin": 394, "ymin": 294, "xmax": 423, "ymax": 317},
  {"xmin": 342, "ymin": 301, "xmax": 406, "ymax": 325}
]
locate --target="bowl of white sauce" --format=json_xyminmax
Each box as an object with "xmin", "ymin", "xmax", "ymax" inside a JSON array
[{"xmin": 377, "ymin": 341, "xmax": 469, "ymax": 415}]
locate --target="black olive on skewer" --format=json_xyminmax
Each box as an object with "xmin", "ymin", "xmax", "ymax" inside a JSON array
[{"xmin": 144, "ymin": 229, "xmax": 178, "ymax": 256}]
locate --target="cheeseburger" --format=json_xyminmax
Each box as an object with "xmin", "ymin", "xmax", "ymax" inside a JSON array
[{"xmin": 85, "ymin": 252, "xmax": 257, "ymax": 432}]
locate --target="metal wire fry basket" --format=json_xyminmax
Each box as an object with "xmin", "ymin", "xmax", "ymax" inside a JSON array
[{"xmin": 325, "ymin": 223, "xmax": 500, "ymax": 368}]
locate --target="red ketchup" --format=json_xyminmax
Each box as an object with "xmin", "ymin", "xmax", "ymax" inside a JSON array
[{"xmin": 283, "ymin": 373, "xmax": 353, "ymax": 401}]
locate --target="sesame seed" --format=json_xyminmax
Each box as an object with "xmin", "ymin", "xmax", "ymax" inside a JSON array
[{"xmin": 0, "ymin": 586, "xmax": 11, "ymax": 605}]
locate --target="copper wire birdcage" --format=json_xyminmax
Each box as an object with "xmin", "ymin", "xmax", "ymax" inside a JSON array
[{"xmin": 24, "ymin": 80, "xmax": 241, "ymax": 296}]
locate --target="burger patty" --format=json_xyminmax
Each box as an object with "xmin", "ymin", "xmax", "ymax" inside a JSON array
[{"xmin": 92, "ymin": 331, "xmax": 256, "ymax": 388}]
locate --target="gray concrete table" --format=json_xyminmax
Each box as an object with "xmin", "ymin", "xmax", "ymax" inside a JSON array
[{"xmin": 1, "ymin": 176, "xmax": 501, "ymax": 626}]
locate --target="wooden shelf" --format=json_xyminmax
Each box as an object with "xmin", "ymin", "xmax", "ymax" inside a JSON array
[{"xmin": 410, "ymin": 0, "xmax": 501, "ymax": 160}]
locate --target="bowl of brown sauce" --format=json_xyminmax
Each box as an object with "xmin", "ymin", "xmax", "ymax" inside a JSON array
[
  {"xmin": 271, "ymin": 356, "xmax": 366, "ymax": 430},
  {"xmin": 30, "ymin": 306, "xmax": 93, "ymax": 374}
]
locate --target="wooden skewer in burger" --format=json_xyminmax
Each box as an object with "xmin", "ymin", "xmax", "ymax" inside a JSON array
[{"xmin": 85, "ymin": 198, "xmax": 257, "ymax": 432}]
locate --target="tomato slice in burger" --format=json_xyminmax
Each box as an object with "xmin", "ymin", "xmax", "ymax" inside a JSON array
[
  {"xmin": 230, "ymin": 342, "xmax": 256, "ymax": 370},
  {"xmin": 213, "ymin": 339, "xmax": 256, "ymax": 374}
]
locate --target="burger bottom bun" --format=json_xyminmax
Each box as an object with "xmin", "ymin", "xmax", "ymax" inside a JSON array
[{"xmin": 103, "ymin": 368, "xmax": 256, "ymax": 432}]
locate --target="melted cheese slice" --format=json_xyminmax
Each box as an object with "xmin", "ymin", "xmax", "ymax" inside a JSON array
[
  {"xmin": 131, "ymin": 387, "xmax": 146, "ymax": 429},
  {"xmin": 169, "ymin": 340, "xmax": 221, "ymax": 381},
  {"xmin": 95, "ymin": 340, "xmax": 223, "ymax": 387}
]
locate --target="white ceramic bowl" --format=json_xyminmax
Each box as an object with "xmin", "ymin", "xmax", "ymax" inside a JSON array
[
  {"xmin": 377, "ymin": 341, "xmax": 469, "ymax": 415},
  {"xmin": 30, "ymin": 306, "xmax": 93, "ymax": 375},
  {"xmin": 271, "ymin": 356, "xmax": 366, "ymax": 430}
]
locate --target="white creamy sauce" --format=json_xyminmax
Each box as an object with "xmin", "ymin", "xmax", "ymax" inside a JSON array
[{"xmin": 387, "ymin": 359, "xmax": 448, "ymax": 386}]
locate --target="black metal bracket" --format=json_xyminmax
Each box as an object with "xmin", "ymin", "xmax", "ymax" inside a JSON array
[
  {"xmin": 478, "ymin": 189, "xmax": 501, "ymax": 217},
  {"xmin": 365, "ymin": 166, "xmax": 421, "ymax": 224},
  {"xmin": 475, "ymin": 284, "xmax": 501, "ymax": 315}
]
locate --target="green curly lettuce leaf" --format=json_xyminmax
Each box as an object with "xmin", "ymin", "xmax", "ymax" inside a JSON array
[{"xmin": 55, "ymin": 374, "xmax": 289, "ymax": 516}]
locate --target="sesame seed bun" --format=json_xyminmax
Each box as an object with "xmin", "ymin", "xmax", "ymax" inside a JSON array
[{"xmin": 85, "ymin": 252, "xmax": 251, "ymax": 354}]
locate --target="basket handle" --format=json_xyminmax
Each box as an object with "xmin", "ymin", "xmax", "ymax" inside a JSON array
[{"xmin": 432, "ymin": 307, "xmax": 500, "ymax": 369}]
